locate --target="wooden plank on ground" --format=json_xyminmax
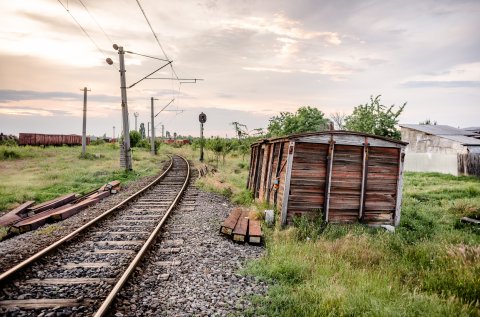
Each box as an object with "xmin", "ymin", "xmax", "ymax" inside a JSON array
[
  {"xmin": 232, "ymin": 210, "xmax": 249, "ymax": 242},
  {"xmin": 220, "ymin": 207, "xmax": 243, "ymax": 236},
  {"xmin": 461, "ymin": 217, "xmax": 480, "ymax": 225},
  {"xmin": 0, "ymin": 201, "xmax": 35, "ymax": 226},
  {"xmin": 50, "ymin": 198, "xmax": 99, "ymax": 220},
  {"xmin": 248, "ymin": 219, "xmax": 262, "ymax": 244},
  {"xmin": 28, "ymin": 193, "xmax": 77, "ymax": 214},
  {"xmin": 12, "ymin": 204, "xmax": 74, "ymax": 233}
]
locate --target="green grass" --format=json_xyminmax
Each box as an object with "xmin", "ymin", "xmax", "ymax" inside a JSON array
[
  {"xmin": 0, "ymin": 144, "xmax": 168, "ymax": 213},
  {"xmin": 242, "ymin": 172, "xmax": 480, "ymax": 316},
  {"xmin": 173, "ymin": 144, "xmax": 480, "ymax": 316}
]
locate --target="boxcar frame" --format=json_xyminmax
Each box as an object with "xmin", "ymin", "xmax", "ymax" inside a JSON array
[{"xmin": 247, "ymin": 131, "xmax": 408, "ymax": 226}]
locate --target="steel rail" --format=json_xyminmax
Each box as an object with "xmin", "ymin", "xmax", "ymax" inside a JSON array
[
  {"xmin": 94, "ymin": 155, "xmax": 190, "ymax": 317},
  {"xmin": 0, "ymin": 156, "xmax": 174, "ymax": 284}
]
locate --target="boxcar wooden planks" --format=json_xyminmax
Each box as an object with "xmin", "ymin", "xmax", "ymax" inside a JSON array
[
  {"xmin": 329, "ymin": 145, "xmax": 363, "ymax": 223},
  {"xmin": 247, "ymin": 131, "xmax": 407, "ymax": 226}
]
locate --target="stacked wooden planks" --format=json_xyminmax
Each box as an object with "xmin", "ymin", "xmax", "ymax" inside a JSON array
[
  {"xmin": 0, "ymin": 181, "xmax": 121, "ymax": 235},
  {"xmin": 220, "ymin": 208, "xmax": 263, "ymax": 244}
]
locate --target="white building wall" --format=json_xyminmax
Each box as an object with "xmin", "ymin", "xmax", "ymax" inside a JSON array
[{"xmin": 403, "ymin": 152, "xmax": 459, "ymax": 176}]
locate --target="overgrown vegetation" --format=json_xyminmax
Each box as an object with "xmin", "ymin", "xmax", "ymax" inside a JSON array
[{"xmin": 0, "ymin": 144, "xmax": 167, "ymax": 212}]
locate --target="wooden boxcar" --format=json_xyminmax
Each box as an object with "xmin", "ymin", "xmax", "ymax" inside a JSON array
[
  {"xmin": 247, "ymin": 131, "xmax": 407, "ymax": 226},
  {"xmin": 19, "ymin": 133, "xmax": 90, "ymax": 146}
]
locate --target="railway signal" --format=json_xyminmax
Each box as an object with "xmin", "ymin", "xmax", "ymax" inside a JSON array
[{"xmin": 199, "ymin": 112, "xmax": 207, "ymax": 162}]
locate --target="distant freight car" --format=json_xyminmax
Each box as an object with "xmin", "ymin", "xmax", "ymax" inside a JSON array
[
  {"xmin": 163, "ymin": 139, "xmax": 191, "ymax": 145},
  {"xmin": 19, "ymin": 133, "xmax": 90, "ymax": 146}
]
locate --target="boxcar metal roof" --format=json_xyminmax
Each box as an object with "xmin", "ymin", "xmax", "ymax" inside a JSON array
[
  {"xmin": 251, "ymin": 130, "xmax": 408, "ymax": 146},
  {"xmin": 400, "ymin": 124, "xmax": 476, "ymax": 136}
]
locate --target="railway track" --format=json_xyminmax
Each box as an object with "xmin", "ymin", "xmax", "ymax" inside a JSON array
[{"xmin": 0, "ymin": 155, "xmax": 191, "ymax": 317}]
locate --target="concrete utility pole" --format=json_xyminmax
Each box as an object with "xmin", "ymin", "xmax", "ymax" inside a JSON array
[
  {"xmin": 162, "ymin": 125, "xmax": 165, "ymax": 139},
  {"xmin": 81, "ymin": 87, "xmax": 91, "ymax": 156},
  {"xmin": 134, "ymin": 112, "xmax": 139, "ymax": 131},
  {"xmin": 115, "ymin": 45, "xmax": 132, "ymax": 170},
  {"xmin": 147, "ymin": 122, "xmax": 150, "ymax": 141},
  {"xmin": 113, "ymin": 126, "xmax": 115, "ymax": 141}
]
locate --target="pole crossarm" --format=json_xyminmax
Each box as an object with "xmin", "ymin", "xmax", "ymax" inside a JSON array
[
  {"xmin": 154, "ymin": 98, "xmax": 175, "ymax": 117},
  {"xmin": 128, "ymin": 61, "xmax": 173, "ymax": 89},
  {"xmin": 146, "ymin": 77, "xmax": 204, "ymax": 82},
  {"xmin": 125, "ymin": 51, "xmax": 170, "ymax": 62}
]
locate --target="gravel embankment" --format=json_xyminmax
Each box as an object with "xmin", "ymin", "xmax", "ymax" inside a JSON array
[{"xmin": 111, "ymin": 188, "xmax": 268, "ymax": 317}]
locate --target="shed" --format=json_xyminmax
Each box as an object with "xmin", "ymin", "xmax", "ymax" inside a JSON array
[
  {"xmin": 247, "ymin": 131, "xmax": 407, "ymax": 226},
  {"xmin": 400, "ymin": 124, "xmax": 480, "ymax": 177}
]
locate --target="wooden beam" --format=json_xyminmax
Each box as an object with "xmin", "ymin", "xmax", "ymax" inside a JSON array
[
  {"xmin": 359, "ymin": 141, "xmax": 369, "ymax": 221},
  {"xmin": 323, "ymin": 140, "xmax": 335, "ymax": 222},
  {"xmin": 273, "ymin": 142, "xmax": 285, "ymax": 207},
  {"xmin": 394, "ymin": 148, "xmax": 405, "ymax": 226},
  {"xmin": 265, "ymin": 143, "xmax": 276, "ymax": 203},
  {"xmin": 281, "ymin": 141, "xmax": 295, "ymax": 226}
]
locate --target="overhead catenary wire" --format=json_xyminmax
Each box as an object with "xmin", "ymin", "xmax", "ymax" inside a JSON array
[
  {"xmin": 76, "ymin": 0, "xmax": 115, "ymax": 44},
  {"xmin": 57, "ymin": 0, "xmax": 118, "ymax": 71},
  {"xmin": 134, "ymin": 0, "xmax": 180, "ymax": 80}
]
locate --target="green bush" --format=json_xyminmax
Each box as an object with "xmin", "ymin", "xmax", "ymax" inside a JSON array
[
  {"xmin": 0, "ymin": 139, "xmax": 18, "ymax": 146},
  {"xmin": 0, "ymin": 148, "xmax": 20, "ymax": 160},
  {"xmin": 129, "ymin": 131, "xmax": 142, "ymax": 147},
  {"xmin": 91, "ymin": 138, "xmax": 105, "ymax": 145}
]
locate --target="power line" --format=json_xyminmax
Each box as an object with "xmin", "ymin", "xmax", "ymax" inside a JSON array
[
  {"xmin": 76, "ymin": 0, "xmax": 115, "ymax": 44},
  {"xmin": 134, "ymin": 0, "xmax": 179, "ymax": 80},
  {"xmin": 57, "ymin": 0, "xmax": 117, "ymax": 70}
]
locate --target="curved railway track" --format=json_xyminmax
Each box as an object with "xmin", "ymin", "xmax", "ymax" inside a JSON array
[{"xmin": 0, "ymin": 155, "xmax": 191, "ymax": 317}]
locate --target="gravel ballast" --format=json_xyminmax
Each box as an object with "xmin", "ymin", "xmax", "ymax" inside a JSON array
[
  {"xmin": 0, "ymin": 167, "xmax": 268, "ymax": 316},
  {"xmin": 112, "ymin": 187, "xmax": 268, "ymax": 317}
]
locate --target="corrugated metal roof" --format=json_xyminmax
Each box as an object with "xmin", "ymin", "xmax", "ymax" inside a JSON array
[
  {"xmin": 439, "ymin": 135, "xmax": 480, "ymax": 145},
  {"xmin": 468, "ymin": 146, "xmax": 480, "ymax": 154},
  {"xmin": 464, "ymin": 127, "xmax": 480, "ymax": 133},
  {"xmin": 400, "ymin": 124, "xmax": 476, "ymax": 136}
]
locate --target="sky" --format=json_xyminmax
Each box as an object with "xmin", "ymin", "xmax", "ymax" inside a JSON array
[{"xmin": 0, "ymin": 0, "xmax": 479, "ymax": 138}]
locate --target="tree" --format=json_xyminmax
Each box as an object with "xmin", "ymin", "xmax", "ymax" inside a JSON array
[
  {"xmin": 139, "ymin": 123, "xmax": 146, "ymax": 139},
  {"xmin": 231, "ymin": 122, "xmax": 248, "ymax": 139},
  {"xmin": 129, "ymin": 130, "xmax": 142, "ymax": 147},
  {"xmin": 419, "ymin": 119, "xmax": 437, "ymax": 125},
  {"xmin": 206, "ymin": 137, "xmax": 224, "ymax": 167},
  {"xmin": 267, "ymin": 106, "xmax": 329, "ymax": 137},
  {"xmin": 344, "ymin": 95, "xmax": 406, "ymax": 140},
  {"xmin": 330, "ymin": 112, "xmax": 347, "ymax": 130}
]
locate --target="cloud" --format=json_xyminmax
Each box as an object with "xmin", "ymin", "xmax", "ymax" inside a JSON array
[
  {"xmin": 400, "ymin": 81, "xmax": 480, "ymax": 88},
  {"xmin": 0, "ymin": 90, "xmax": 118, "ymax": 103},
  {"xmin": 0, "ymin": 104, "xmax": 74, "ymax": 117},
  {"xmin": 401, "ymin": 62, "xmax": 480, "ymax": 88}
]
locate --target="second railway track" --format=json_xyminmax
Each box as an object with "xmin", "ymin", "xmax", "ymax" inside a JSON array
[{"xmin": 0, "ymin": 155, "xmax": 191, "ymax": 317}]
